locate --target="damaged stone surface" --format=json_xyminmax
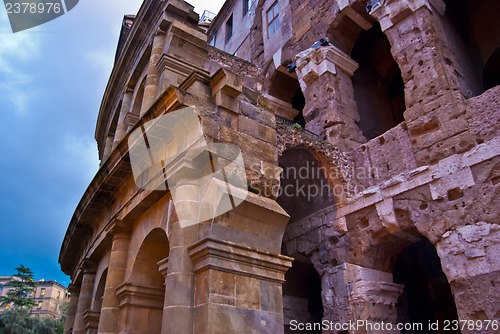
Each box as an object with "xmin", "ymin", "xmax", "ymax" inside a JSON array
[{"xmin": 61, "ymin": 0, "xmax": 499, "ymax": 333}]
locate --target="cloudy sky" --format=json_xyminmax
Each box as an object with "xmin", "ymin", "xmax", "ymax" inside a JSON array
[{"xmin": 0, "ymin": 0, "xmax": 224, "ymax": 285}]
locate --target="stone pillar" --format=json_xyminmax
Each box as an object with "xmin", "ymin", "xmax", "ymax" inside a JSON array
[
  {"xmin": 321, "ymin": 263, "xmax": 403, "ymax": 334},
  {"xmin": 140, "ymin": 30, "xmax": 166, "ymax": 117},
  {"xmin": 189, "ymin": 238, "xmax": 293, "ymax": 334},
  {"xmin": 63, "ymin": 284, "xmax": 80, "ymax": 334},
  {"xmin": 83, "ymin": 310, "xmax": 100, "ymax": 334},
  {"xmin": 73, "ymin": 261, "xmax": 97, "ymax": 334},
  {"xmin": 436, "ymin": 222, "xmax": 500, "ymax": 330},
  {"xmin": 369, "ymin": 0, "xmax": 476, "ymax": 164},
  {"xmin": 116, "ymin": 283, "xmax": 165, "ymax": 333},
  {"xmin": 97, "ymin": 222, "xmax": 131, "ymax": 334},
  {"xmin": 161, "ymin": 220, "xmax": 197, "ymax": 334},
  {"xmin": 112, "ymin": 89, "xmax": 133, "ymax": 150},
  {"xmin": 295, "ymin": 45, "xmax": 366, "ymax": 150}
]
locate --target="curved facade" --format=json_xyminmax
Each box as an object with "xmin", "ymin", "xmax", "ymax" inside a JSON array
[{"xmin": 60, "ymin": 0, "xmax": 499, "ymax": 333}]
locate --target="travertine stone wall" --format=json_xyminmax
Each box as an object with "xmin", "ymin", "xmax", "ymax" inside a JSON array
[{"xmin": 61, "ymin": 1, "xmax": 499, "ymax": 333}]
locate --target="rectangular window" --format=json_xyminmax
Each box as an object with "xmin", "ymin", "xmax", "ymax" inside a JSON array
[
  {"xmin": 37, "ymin": 301, "xmax": 42, "ymax": 309},
  {"xmin": 226, "ymin": 15, "xmax": 233, "ymax": 42},
  {"xmin": 40, "ymin": 288, "xmax": 45, "ymax": 297},
  {"xmin": 267, "ymin": 2, "xmax": 280, "ymax": 37},
  {"xmin": 210, "ymin": 33, "xmax": 216, "ymax": 47},
  {"xmin": 244, "ymin": 0, "xmax": 253, "ymax": 15}
]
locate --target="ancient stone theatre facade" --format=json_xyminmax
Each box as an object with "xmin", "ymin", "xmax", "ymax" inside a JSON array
[{"xmin": 60, "ymin": 0, "xmax": 500, "ymax": 333}]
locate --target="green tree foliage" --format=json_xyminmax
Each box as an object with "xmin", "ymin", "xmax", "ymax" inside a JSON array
[
  {"xmin": 0, "ymin": 308, "xmax": 63, "ymax": 334},
  {"xmin": 0, "ymin": 265, "xmax": 37, "ymax": 309},
  {"xmin": 0, "ymin": 265, "xmax": 64, "ymax": 334}
]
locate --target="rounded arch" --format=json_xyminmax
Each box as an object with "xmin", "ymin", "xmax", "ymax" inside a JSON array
[
  {"xmin": 278, "ymin": 146, "xmax": 327, "ymax": 333},
  {"xmin": 444, "ymin": 0, "xmax": 500, "ymax": 94},
  {"xmin": 131, "ymin": 228, "xmax": 169, "ymax": 287},
  {"xmin": 276, "ymin": 126, "xmax": 355, "ymax": 203},
  {"xmin": 92, "ymin": 268, "xmax": 107, "ymax": 312},
  {"xmin": 351, "ymin": 24, "xmax": 406, "ymax": 140},
  {"xmin": 131, "ymin": 75, "xmax": 147, "ymax": 116}
]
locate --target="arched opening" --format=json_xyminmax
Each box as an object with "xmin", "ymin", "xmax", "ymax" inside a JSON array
[
  {"xmin": 92, "ymin": 269, "xmax": 107, "ymax": 313},
  {"xmin": 131, "ymin": 77, "xmax": 146, "ymax": 116},
  {"xmin": 277, "ymin": 148, "xmax": 332, "ymax": 223},
  {"xmin": 444, "ymin": 0, "xmax": 500, "ymax": 94},
  {"xmin": 393, "ymin": 239, "xmax": 460, "ymax": 333},
  {"xmin": 269, "ymin": 70, "xmax": 306, "ymax": 127},
  {"xmin": 278, "ymin": 148, "xmax": 328, "ymax": 332},
  {"xmin": 351, "ymin": 24, "xmax": 406, "ymax": 140},
  {"xmin": 125, "ymin": 228, "xmax": 169, "ymax": 334},
  {"xmin": 483, "ymin": 47, "xmax": 500, "ymax": 90}
]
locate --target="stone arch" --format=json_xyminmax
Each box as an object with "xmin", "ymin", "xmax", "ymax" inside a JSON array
[
  {"xmin": 276, "ymin": 124, "xmax": 355, "ymax": 202},
  {"xmin": 444, "ymin": 0, "xmax": 500, "ymax": 94},
  {"xmin": 119, "ymin": 228, "xmax": 169, "ymax": 334},
  {"xmin": 393, "ymin": 238, "xmax": 460, "ymax": 332},
  {"xmin": 344, "ymin": 204, "xmax": 460, "ymax": 331},
  {"xmin": 351, "ymin": 23, "xmax": 406, "ymax": 140},
  {"xmin": 131, "ymin": 75, "xmax": 147, "ymax": 116},
  {"xmin": 92, "ymin": 268, "xmax": 107, "ymax": 312},
  {"xmin": 278, "ymin": 146, "xmax": 329, "ymax": 333}
]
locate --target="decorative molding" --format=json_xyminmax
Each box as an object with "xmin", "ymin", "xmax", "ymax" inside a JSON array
[
  {"xmin": 188, "ymin": 238, "xmax": 292, "ymax": 284},
  {"xmin": 116, "ymin": 283, "xmax": 165, "ymax": 309}
]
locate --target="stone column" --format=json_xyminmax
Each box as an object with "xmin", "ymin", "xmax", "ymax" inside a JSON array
[
  {"xmin": 84, "ymin": 310, "xmax": 100, "ymax": 334},
  {"xmin": 321, "ymin": 263, "xmax": 403, "ymax": 334},
  {"xmin": 97, "ymin": 222, "xmax": 131, "ymax": 334},
  {"xmin": 73, "ymin": 261, "xmax": 97, "ymax": 334},
  {"xmin": 140, "ymin": 30, "xmax": 166, "ymax": 117},
  {"xmin": 112, "ymin": 89, "xmax": 133, "ymax": 151},
  {"xmin": 189, "ymin": 238, "xmax": 293, "ymax": 334},
  {"xmin": 161, "ymin": 220, "xmax": 197, "ymax": 334},
  {"xmin": 436, "ymin": 222, "xmax": 500, "ymax": 331},
  {"xmin": 295, "ymin": 45, "xmax": 366, "ymax": 150},
  {"xmin": 63, "ymin": 284, "xmax": 80, "ymax": 334},
  {"xmin": 369, "ymin": 0, "xmax": 476, "ymax": 164}
]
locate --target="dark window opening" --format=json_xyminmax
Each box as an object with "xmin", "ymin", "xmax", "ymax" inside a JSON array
[
  {"xmin": 292, "ymin": 89, "xmax": 306, "ymax": 127},
  {"xmin": 351, "ymin": 25, "xmax": 406, "ymax": 140},
  {"xmin": 483, "ymin": 47, "xmax": 500, "ymax": 90},
  {"xmin": 267, "ymin": 1, "xmax": 280, "ymax": 37},
  {"xmin": 393, "ymin": 239, "xmax": 460, "ymax": 333},
  {"xmin": 283, "ymin": 260, "xmax": 323, "ymax": 334},
  {"xmin": 244, "ymin": 0, "xmax": 253, "ymax": 15},
  {"xmin": 226, "ymin": 15, "xmax": 233, "ymax": 42},
  {"xmin": 444, "ymin": 0, "xmax": 500, "ymax": 95},
  {"xmin": 269, "ymin": 70, "xmax": 306, "ymax": 126}
]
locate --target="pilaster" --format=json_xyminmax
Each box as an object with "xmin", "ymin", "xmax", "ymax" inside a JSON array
[
  {"xmin": 295, "ymin": 45, "xmax": 366, "ymax": 150},
  {"xmin": 188, "ymin": 238, "xmax": 293, "ymax": 334},
  {"xmin": 97, "ymin": 221, "xmax": 131, "ymax": 334},
  {"xmin": 73, "ymin": 260, "xmax": 97, "ymax": 334},
  {"xmin": 63, "ymin": 284, "xmax": 80, "ymax": 334}
]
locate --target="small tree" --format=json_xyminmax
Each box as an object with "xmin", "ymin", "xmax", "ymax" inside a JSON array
[{"xmin": 0, "ymin": 265, "xmax": 37, "ymax": 309}]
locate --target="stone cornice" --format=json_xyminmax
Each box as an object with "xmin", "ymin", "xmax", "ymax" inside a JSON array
[{"xmin": 188, "ymin": 238, "xmax": 293, "ymax": 284}]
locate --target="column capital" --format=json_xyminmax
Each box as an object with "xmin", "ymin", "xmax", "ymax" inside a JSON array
[
  {"xmin": 67, "ymin": 283, "xmax": 81, "ymax": 294},
  {"xmin": 157, "ymin": 257, "xmax": 169, "ymax": 277},
  {"xmin": 295, "ymin": 45, "xmax": 359, "ymax": 89},
  {"xmin": 81, "ymin": 259, "xmax": 97, "ymax": 274},
  {"xmin": 105, "ymin": 219, "xmax": 132, "ymax": 239},
  {"xmin": 369, "ymin": 0, "xmax": 445, "ymax": 31}
]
